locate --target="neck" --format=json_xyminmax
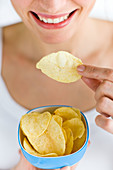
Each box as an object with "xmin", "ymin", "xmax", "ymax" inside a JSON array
[{"xmin": 4, "ymin": 17, "xmax": 111, "ymax": 64}]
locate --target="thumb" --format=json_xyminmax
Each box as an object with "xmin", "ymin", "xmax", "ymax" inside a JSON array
[
  {"xmin": 81, "ymin": 77, "xmax": 101, "ymax": 91},
  {"xmin": 61, "ymin": 166, "xmax": 70, "ymax": 170}
]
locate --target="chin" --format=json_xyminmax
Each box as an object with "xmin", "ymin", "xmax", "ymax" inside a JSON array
[
  {"xmin": 35, "ymin": 28, "xmax": 74, "ymax": 44},
  {"xmin": 39, "ymin": 34, "xmax": 71, "ymax": 44}
]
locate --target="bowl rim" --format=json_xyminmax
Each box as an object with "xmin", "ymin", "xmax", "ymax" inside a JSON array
[{"xmin": 18, "ymin": 104, "xmax": 89, "ymax": 159}]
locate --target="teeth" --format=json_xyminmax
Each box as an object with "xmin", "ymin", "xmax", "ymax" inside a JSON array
[
  {"xmin": 38, "ymin": 16, "xmax": 43, "ymax": 21},
  {"xmin": 47, "ymin": 19, "xmax": 53, "ymax": 23},
  {"xmin": 53, "ymin": 18, "xmax": 60, "ymax": 24},
  {"xmin": 38, "ymin": 14, "xmax": 69, "ymax": 24},
  {"xmin": 64, "ymin": 15, "xmax": 68, "ymax": 20},
  {"xmin": 59, "ymin": 17, "xmax": 64, "ymax": 22},
  {"xmin": 42, "ymin": 18, "xmax": 48, "ymax": 23}
]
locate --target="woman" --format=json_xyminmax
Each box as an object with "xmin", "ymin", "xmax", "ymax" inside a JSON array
[{"xmin": 0, "ymin": 0, "xmax": 113, "ymax": 169}]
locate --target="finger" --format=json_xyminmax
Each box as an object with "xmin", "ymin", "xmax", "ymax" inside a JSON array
[
  {"xmin": 95, "ymin": 80, "xmax": 113, "ymax": 101},
  {"xmin": 95, "ymin": 115, "xmax": 113, "ymax": 134},
  {"xmin": 45, "ymin": 169, "xmax": 60, "ymax": 170},
  {"xmin": 88, "ymin": 140, "xmax": 91, "ymax": 147},
  {"xmin": 70, "ymin": 164, "xmax": 78, "ymax": 170},
  {"xmin": 61, "ymin": 166, "xmax": 70, "ymax": 170},
  {"xmin": 19, "ymin": 149, "xmax": 21, "ymax": 154},
  {"xmin": 96, "ymin": 96, "xmax": 113, "ymax": 117},
  {"xmin": 99, "ymin": 112, "xmax": 110, "ymax": 118},
  {"xmin": 19, "ymin": 149, "xmax": 25, "ymax": 160},
  {"xmin": 82, "ymin": 77, "xmax": 101, "ymax": 91},
  {"xmin": 77, "ymin": 65, "xmax": 113, "ymax": 82}
]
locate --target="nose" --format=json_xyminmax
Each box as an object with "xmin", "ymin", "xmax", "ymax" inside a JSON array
[{"xmin": 39, "ymin": 0, "xmax": 67, "ymax": 14}]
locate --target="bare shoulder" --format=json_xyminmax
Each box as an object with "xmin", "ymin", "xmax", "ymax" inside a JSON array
[
  {"xmin": 92, "ymin": 18, "xmax": 113, "ymax": 49},
  {"xmin": 100, "ymin": 20, "xmax": 113, "ymax": 66},
  {"xmin": 3, "ymin": 22, "xmax": 26, "ymax": 64},
  {"xmin": 3, "ymin": 22, "xmax": 24, "ymax": 44},
  {"xmin": 2, "ymin": 23, "xmax": 25, "ymax": 77},
  {"xmin": 91, "ymin": 18, "xmax": 113, "ymax": 37},
  {"xmin": 88, "ymin": 18, "xmax": 113, "ymax": 66},
  {"xmin": 99, "ymin": 19, "xmax": 113, "ymax": 64}
]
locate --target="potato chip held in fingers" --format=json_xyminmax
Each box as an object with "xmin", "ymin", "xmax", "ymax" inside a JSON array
[{"xmin": 36, "ymin": 51, "xmax": 83, "ymax": 83}]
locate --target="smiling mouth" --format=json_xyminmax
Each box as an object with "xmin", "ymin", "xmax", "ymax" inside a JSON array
[{"xmin": 30, "ymin": 9, "xmax": 77, "ymax": 24}]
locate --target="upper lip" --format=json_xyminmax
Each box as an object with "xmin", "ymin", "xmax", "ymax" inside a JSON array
[{"xmin": 30, "ymin": 9, "xmax": 77, "ymax": 19}]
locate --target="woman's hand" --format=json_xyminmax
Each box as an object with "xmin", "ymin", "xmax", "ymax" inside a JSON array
[
  {"xmin": 77, "ymin": 64, "xmax": 113, "ymax": 134},
  {"xmin": 12, "ymin": 150, "xmax": 77, "ymax": 170}
]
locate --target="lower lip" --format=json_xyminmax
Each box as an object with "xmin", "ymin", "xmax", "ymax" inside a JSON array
[{"xmin": 30, "ymin": 10, "xmax": 78, "ymax": 29}]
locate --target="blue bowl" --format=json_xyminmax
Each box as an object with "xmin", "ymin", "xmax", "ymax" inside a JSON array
[{"xmin": 18, "ymin": 105, "xmax": 89, "ymax": 169}]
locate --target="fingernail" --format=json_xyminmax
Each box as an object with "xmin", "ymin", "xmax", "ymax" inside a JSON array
[{"xmin": 77, "ymin": 65, "xmax": 85, "ymax": 72}]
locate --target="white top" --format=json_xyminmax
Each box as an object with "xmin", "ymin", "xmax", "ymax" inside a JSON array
[
  {"xmin": 0, "ymin": 28, "xmax": 28, "ymax": 169},
  {"xmin": 0, "ymin": 28, "xmax": 113, "ymax": 170}
]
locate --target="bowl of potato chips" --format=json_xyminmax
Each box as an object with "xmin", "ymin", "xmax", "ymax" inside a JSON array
[{"xmin": 18, "ymin": 105, "xmax": 89, "ymax": 169}]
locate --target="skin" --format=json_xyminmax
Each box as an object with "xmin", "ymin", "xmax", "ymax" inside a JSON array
[
  {"xmin": 11, "ymin": 150, "xmax": 78, "ymax": 170},
  {"xmin": 77, "ymin": 65, "xmax": 113, "ymax": 134},
  {"xmin": 11, "ymin": 0, "xmax": 95, "ymax": 43},
  {"xmin": 1, "ymin": 0, "xmax": 113, "ymax": 169}
]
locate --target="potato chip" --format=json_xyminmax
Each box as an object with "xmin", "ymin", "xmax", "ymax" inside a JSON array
[
  {"xmin": 53, "ymin": 115, "xmax": 63, "ymax": 127},
  {"xmin": 23, "ymin": 137, "xmax": 40, "ymax": 156},
  {"xmin": 36, "ymin": 51, "xmax": 83, "ymax": 83},
  {"xmin": 64, "ymin": 128, "xmax": 73, "ymax": 155},
  {"xmin": 30, "ymin": 111, "xmax": 41, "ymax": 116},
  {"xmin": 23, "ymin": 137, "xmax": 57, "ymax": 157},
  {"xmin": 41, "ymin": 153, "xmax": 58, "ymax": 157},
  {"xmin": 20, "ymin": 106, "xmax": 87, "ymax": 158},
  {"xmin": 72, "ymin": 108, "xmax": 81, "ymax": 119},
  {"xmin": 72, "ymin": 131, "xmax": 86, "ymax": 153},
  {"xmin": 54, "ymin": 107, "xmax": 79, "ymax": 121},
  {"xmin": 62, "ymin": 128, "xmax": 67, "ymax": 143},
  {"xmin": 63, "ymin": 118, "xmax": 85, "ymax": 140},
  {"xmin": 28, "ymin": 117, "xmax": 65, "ymax": 156},
  {"xmin": 20, "ymin": 112, "xmax": 51, "ymax": 138}
]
